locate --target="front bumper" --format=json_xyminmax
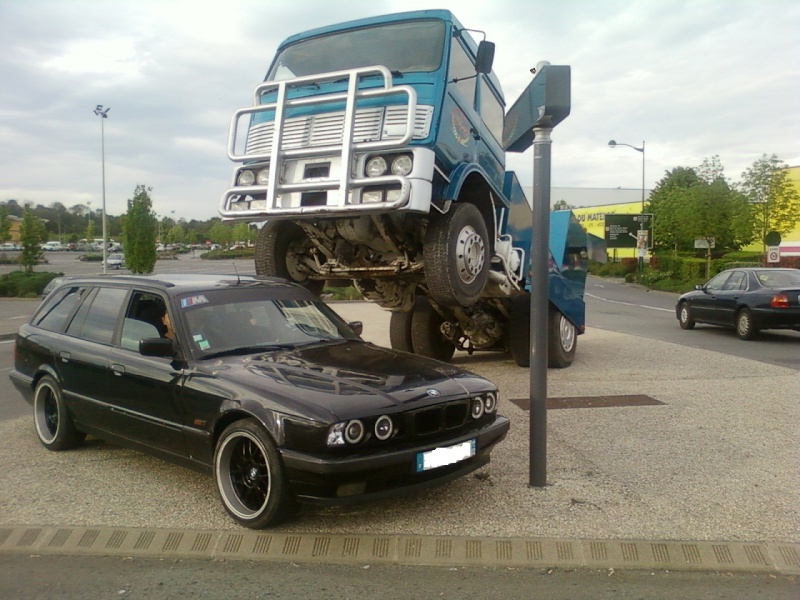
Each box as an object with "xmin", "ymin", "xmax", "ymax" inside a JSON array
[{"xmin": 280, "ymin": 415, "xmax": 510, "ymax": 505}]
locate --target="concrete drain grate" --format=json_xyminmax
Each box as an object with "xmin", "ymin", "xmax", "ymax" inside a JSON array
[{"xmin": 510, "ymin": 395, "xmax": 665, "ymax": 410}]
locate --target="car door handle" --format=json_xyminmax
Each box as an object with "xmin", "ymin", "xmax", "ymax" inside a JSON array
[
  {"xmin": 111, "ymin": 364, "xmax": 125, "ymax": 376},
  {"xmin": 58, "ymin": 351, "xmax": 70, "ymax": 363}
]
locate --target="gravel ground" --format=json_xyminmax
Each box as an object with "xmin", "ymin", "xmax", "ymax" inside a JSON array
[{"xmin": 2, "ymin": 304, "xmax": 798, "ymax": 543}]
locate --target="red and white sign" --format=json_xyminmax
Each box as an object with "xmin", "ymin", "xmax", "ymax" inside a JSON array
[{"xmin": 767, "ymin": 246, "xmax": 781, "ymax": 263}]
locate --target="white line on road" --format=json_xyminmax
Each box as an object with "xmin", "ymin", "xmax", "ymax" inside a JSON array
[{"xmin": 585, "ymin": 292, "xmax": 673, "ymax": 313}]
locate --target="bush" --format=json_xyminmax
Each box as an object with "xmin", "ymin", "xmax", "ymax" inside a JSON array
[
  {"xmin": 201, "ymin": 247, "xmax": 255, "ymax": 260},
  {"xmin": 0, "ymin": 271, "xmax": 63, "ymax": 297},
  {"xmin": 322, "ymin": 286, "xmax": 363, "ymax": 301}
]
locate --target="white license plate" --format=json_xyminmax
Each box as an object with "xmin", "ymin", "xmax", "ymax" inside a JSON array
[{"xmin": 416, "ymin": 439, "xmax": 476, "ymax": 472}]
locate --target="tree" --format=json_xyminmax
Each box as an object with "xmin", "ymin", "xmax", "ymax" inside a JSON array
[
  {"xmin": 18, "ymin": 207, "xmax": 46, "ymax": 273},
  {"xmin": 738, "ymin": 154, "xmax": 800, "ymax": 250},
  {"xmin": 0, "ymin": 205, "xmax": 11, "ymax": 244},
  {"xmin": 122, "ymin": 185, "xmax": 158, "ymax": 274},
  {"xmin": 85, "ymin": 219, "xmax": 96, "ymax": 243},
  {"xmin": 209, "ymin": 222, "xmax": 233, "ymax": 248},
  {"xmin": 552, "ymin": 199, "xmax": 573, "ymax": 211}
]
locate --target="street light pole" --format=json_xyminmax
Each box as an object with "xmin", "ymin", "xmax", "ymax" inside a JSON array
[
  {"xmin": 608, "ymin": 139, "xmax": 646, "ymax": 270},
  {"xmin": 94, "ymin": 105, "xmax": 110, "ymax": 274}
]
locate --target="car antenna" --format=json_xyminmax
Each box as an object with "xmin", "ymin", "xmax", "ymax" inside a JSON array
[{"xmin": 232, "ymin": 262, "xmax": 241, "ymax": 285}]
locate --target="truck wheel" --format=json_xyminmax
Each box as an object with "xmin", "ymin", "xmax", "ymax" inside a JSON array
[
  {"xmin": 214, "ymin": 419, "xmax": 297, "ymax": 529},
  {"xmin": 424, "ymin": 203, "xmax": 489, "ymax": 307},
  {"xmin": 389, "ymin": 308, "xmax": 414, "ymax": 353},
  {"xmin": 411, "ymin": 297, "xmax": 455, "ymax": 362},
  {"xmin": 548, "ymin": 308, "xmax": 576, "ymax": 368},
  {"xmin": 508, "ymin": 293, "xmax": 531, "ymax": 367},
  {"xmin": 255, "ymin": 221, "xmax": 324, "ymax": 295}
]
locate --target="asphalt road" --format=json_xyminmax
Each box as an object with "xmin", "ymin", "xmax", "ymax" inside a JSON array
[{"xmin": 1, "ymin": 554, "xmax": 797, "ymax": 600}]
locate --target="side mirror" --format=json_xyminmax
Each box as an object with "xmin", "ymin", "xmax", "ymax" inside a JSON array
[
  {"xmin": 695, "ymin": 284, "xmax": 705, "ymax": 291},
  {"xmin": 139, "ymin": 337, "xmax": 175, "ymax": 357},
  {"xmin": 348, "ymin": 321, "xmax": 364, "ymax": 336},
  {"xmin": 476, "ymin": 41, "xmax": 495, "ymax": 74}
]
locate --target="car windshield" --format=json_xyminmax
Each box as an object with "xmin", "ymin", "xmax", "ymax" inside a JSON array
[
  {"xmin": 178, "ymin": 287, "xmax": 361, "ymax": 358},
  {"xmin": 267, "ymin": 19, "xmax": 445, "ymax": 81},
  {"xmin": 755, "ymin": 270, "xmax": 800, "ymax": 287}
]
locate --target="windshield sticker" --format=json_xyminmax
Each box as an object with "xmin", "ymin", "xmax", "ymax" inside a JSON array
[{"xmin": 181, "ymin": 295, "xmax": 209, "ymax": 308}]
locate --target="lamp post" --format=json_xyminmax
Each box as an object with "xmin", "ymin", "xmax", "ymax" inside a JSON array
[
  {"xmin": 608, "ymin": 139, "xmax": 646, "ymax": 271},
  {"xmin": 94, "ymin": 105, "xmax": 110, "ymax": 274}
]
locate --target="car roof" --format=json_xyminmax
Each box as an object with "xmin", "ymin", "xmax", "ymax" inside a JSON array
[{"xmin": 47, "ymin": 273, "xmax": 298, "ymax": 299}]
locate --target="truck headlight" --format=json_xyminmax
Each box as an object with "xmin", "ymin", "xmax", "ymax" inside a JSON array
[
  {"xmin": 237, "ymin": 170, "xmax": 255, "ymax": 186},
  {"xmin": 391, "ymin": 155, "xmax": 413, "ymax": 176},
  {"xmin": 365, "ymin": 156, "xmax": 387, "ymax": 177},
  {"xmin": 256, "ymin": 168, "xmax": 270, "ymax": 185}
]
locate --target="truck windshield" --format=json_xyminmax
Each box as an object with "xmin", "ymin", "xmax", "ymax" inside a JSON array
[{"xmin": 267, "ymin": 19, "xmax": 446, "ymax": 81}]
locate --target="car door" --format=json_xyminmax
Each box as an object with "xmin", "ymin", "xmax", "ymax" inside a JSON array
[
  {"xmin": 691, "ymin": 271, "xmax": 731, "ymax": 323},
  {"xmin": 107, "ymin": 290, "xmax": 186, "ymax": 457},
  {"xmin": 714, "ymin": 270, "xmax": 748, "ymax": 325}
]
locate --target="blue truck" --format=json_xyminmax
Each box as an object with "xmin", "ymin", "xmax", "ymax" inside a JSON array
[{"xmin": 220, "ymin": 9, "xmax": 588, "ymax": 367}]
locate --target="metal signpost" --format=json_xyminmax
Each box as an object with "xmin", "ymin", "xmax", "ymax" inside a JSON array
[{"xmin": 503, "ymin": 63, "xmax": 571, "ymax": 487}]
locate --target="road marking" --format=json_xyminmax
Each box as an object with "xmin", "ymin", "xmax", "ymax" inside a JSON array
[{"xmin": 585, "ymin": 292, "xmax": 673, "ymax": 313}]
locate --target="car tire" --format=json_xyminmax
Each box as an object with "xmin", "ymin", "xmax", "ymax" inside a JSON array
[
  {"xmin": 389, "ymin": 307, "xmax": 414, "ymax": 353},
  {"xmin": 33, "ymin": 375, "xmax": 86, "ymax": 451},
  {"xmin": 547, "ymin": 307, "xmax": 577, "ymax": 369},
  {"xmin": 508, "ymin": 293, "xmax": 531, "ymax": 367},
  {"xmin": 255, "ymin": 221, "xmax": 324, "ymax": 295},
  {"xmin": 424, "ymin": 203, "xmax": 489, "ymax": 307},
  {"xmin": 678, "ymin": 302, "xmax": 695, "ymax": 330},
  {"xmin": 736, "ymin": 308, "xmax": 758, "ymax": 340},
  {"xmin": 410, "ymin": 296, "xmax": 455, "ymax": 362},
  {"xmin": 214, "ymin": 419, "xmax": 296, "ymax": 529}
]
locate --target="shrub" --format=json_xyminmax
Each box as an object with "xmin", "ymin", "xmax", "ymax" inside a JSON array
[{"xmin": 0, "ymin": 271, "xmax": 63, "ymax": 297}]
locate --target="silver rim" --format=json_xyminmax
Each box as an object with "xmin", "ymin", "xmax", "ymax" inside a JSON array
[
  {"xmin": 215, "ymin": 430, "xmax": 271, "ymax": 520},
  {"xmin": 680, "ymin": 305, "xmax": 689, "ymax": 323},
  {"xmin": 559, "ymin": 314, "xmax": 576, "ymax": 352},
  {"xmin": 455, "ymin": 225, "xmax": 485, "ymax": 284},
  {"xmin": 737, "ymin": 312, "xmax": 750, "ymax": 336}
]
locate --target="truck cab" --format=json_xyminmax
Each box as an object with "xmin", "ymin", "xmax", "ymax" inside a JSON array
[{"xmin": 221, "ymin": 10, "xmax": 587, "ymax": 367}]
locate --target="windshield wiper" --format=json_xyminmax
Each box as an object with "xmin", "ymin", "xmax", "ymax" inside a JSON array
[{"xmin": 201, "ymin": 343, "xmax": 298, "ymax": 360}]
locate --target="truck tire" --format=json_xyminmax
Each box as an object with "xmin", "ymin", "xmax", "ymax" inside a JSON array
[
  {"xmin": 547, "ymin": 307, "xmax": 576, "ymax": 368},
  {"xmin": 424, "ymin": 203, "xmax": 489, "ymax": 307},
  {"xmin": 255, "ymin": 221, "xmax": 324, "ymax": 295},
  {"xmin": 508, "ymin": 298, "xmax": 576, "ymax": 369},
  {"xmin": 508, "ymin": 293, "xmax": 531, "ymax": 367},
  {"xmin": 410, "ymin": 296, "xmax": 455, "ymax": 362},
  {"xmin": 389, "ymin": 308, "xmax": 414, "ymax": 353}
]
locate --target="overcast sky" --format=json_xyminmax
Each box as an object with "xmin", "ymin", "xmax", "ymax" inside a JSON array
[{"xmin": 1, "ymin": 0, "xmax": 798, "ymax": 221}]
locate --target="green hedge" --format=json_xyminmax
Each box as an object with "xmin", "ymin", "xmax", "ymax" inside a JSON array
[{"xmin": 0, "ymin": 271, "xmax": 63, "ymax": 298}]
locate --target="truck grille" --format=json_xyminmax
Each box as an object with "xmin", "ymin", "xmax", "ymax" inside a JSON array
[{"xmin": 245, "ymin": 105, "xmax": 433, "ymax": 155}]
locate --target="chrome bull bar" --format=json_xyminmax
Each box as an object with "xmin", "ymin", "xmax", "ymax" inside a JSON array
[{"xmin": 220, "ymin": 66, "xmax": 418, "ymax": 219}]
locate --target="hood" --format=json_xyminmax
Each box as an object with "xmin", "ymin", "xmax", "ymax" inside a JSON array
[{"xmin": 202, "ymin": 340, "xmax": 488, "ymax": 421}]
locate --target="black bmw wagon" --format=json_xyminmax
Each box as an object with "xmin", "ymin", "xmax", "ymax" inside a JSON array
[{"xmin": 10, "ymin": 274, "xmax": 509, "ymax": 528}]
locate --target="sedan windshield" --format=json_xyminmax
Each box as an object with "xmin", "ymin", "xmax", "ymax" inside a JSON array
[
  {"xmin": 267, "ymin": 20, "xmax": 445, "ymax": 81},
  {"xmin": 179, "ymin": 289, "xmax": 360, "ymax": 358}
]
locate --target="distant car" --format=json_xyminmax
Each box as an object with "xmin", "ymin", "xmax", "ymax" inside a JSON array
[
  {"xmin": 1, "ymin": 242, "xmax": 21, "ymax": 251},
  {"xmin": 676, "ymin": 268, "xmax": 800, "ymax": 339},
  {"xmin": 105, "ymin": 253, "xmax": 125, "ymax": 269},
  {"xmin": 10, "ymin": 274, "xmax": 509, "ymax": 529},
  {"xmin": 41, "ymin": 241, "xmax": 63, "ymax": 251}
]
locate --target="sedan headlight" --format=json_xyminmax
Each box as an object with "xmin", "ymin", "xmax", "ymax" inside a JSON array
[
  {"xmin": 470, "ymin": 397, "xmax": 485, "ymax": 419},
  {"xmin": 483, "ymin": 392, "xmax": 498, "ymax": 414}
]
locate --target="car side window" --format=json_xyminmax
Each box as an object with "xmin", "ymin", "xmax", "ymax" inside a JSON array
[
  {"xmin": 34, "ymin": 286, "xmax": 89, "ymax": 332},
  {"xmin": 721, "ymin": 272, "xmax": 746, "ymax": 291},
  {"xmin": 119, "ymin": 291, "xmax": 171, "ymax": 350},
  {"xmin": 66, "ymin": 287, "xmax": 128, "ymax": 345},
  {"xmin": 705, "ymin": 272, "xmax": 730, "ymax": 292}
]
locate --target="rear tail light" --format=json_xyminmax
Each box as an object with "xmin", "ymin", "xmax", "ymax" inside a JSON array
[{"xmin": 769, "ymin": 294, "xmax": 789, "ymax": 308}]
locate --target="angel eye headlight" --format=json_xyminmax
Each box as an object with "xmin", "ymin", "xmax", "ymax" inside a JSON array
[
  {"xmin": 483, "ymin": 392, "xmax": 497, "ymax": 414},
  {"xmin": 365, "ymin": 156, "xmax": 387, "ymax": 177},
  {"xmin": 344, "ymin": 419, "xmax": 365, "ymax": 444},
  {"xmin": 471, "ymin": 397, "xmax": 485, "ymax": 419},
  {"xmin": 391, "ymin": 155, "xmax": 413, "ymax": 176},
  {"xmin": 237, "ymin": 170, "xmax": 255, "ymax": 186},
  {"xmin": 374, "ymin": 415, "xmax": 393, "ymax": 441}
]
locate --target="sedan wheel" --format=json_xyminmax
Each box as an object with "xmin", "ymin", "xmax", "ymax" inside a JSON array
[
  {"xmin": 214, "ymin": 419, "xmax": 296, "ymax": 529},
  {"xmin": 33, "ymin": 375, "xmax": 85, "ymax": 451},
  {"xmin": 736, "ymin": 308, "xmax": 758, "ymax": 340},
  {"xmin": 678, "ymin": 302, "xmax": 695, "ymax": 330}
]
